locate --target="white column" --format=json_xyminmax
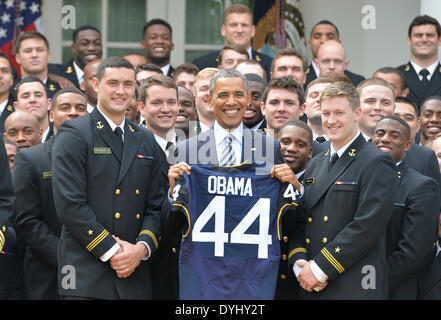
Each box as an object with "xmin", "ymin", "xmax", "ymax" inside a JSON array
[{"xmin": 42, "ymin": 0, "xmax": 62, "ymax": 63}]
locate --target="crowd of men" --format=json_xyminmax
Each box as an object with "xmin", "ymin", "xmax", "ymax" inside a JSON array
[{"xmin": 0, "ymin": 3, "xmax": 441, "ymax": 300}]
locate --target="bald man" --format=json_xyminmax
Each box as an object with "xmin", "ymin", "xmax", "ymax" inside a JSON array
[
  {"xmin": 311, "ymin": 39, "xmax": 364, "ymax": 87},
  {"xmin": 80, "ymin": 59, "xmax": 102, "ymax": 113},
  {"xmin": 4, "ymin": 111, "xmax": 42, "ymax": 150}
]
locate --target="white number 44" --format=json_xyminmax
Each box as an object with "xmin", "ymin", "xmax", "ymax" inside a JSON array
[{"xmin": 192, "ymin": 196, "xmax": 272, "ymax": 259}]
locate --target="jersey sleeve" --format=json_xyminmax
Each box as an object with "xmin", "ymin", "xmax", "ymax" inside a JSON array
[{"xmin": 170, "ymin": 175, "xmax": 191, "ymax": 237}]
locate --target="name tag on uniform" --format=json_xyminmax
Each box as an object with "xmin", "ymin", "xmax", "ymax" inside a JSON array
[
  {"xmin": 393, "ymin": 202, "xmax": 405, "ymax": 207},
  {"xmin": 42, "ymin": 171, "xmax": 52, "ymax": 179},
  {"xmin": 94, "ymin": 147, "xmax": 112, "ymax": 155}
]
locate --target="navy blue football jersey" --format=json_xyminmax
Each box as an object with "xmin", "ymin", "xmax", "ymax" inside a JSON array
[{"xmin": 171, "ymin": 163, "xmax": 301, "ymax": 300}]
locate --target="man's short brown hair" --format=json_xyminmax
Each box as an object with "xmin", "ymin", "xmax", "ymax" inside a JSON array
[
  {"xmin": 263, "ymin": 77, "xmax": 305, "ymax": 105},
  {"xmin": 216, "ymin": 45, "xmax": 249, "ymax": 64},
  {"xmin": 138, "ymin": 74, "xmax": 177, "ymax": 103},
  {"xmin": 271, "ymin": 48, "xmax": 307, "ymax": 73},
  {"xmin": 356, "ymin": 77, "xmax": 396, "ymax": 102},
  {"xmin": 320, "ymin": 81, "xmax": 360, "ymax": 111},
  {"xmin": 172, "ymin": 63, "xmax": 200, "ymax": 80},
  {"xmin": 193, "ymin": 67, "xmax": 219, "ymax": 95},
  {"xmin": 15, "ymin": 31, "xmax": 50, "ymax": 54},
  {"xmin": 224, "ymin": 3, "xmax": 252, "ymax": 22}
]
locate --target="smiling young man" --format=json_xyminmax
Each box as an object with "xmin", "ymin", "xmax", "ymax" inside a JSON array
[
  {"xmin": 261, "ymin": 77, "xmax": 305, "ymax": 139},
  {"xmin": 52, "ymin": 56, "xmax": 167, "ymax": 300},
  {"xmin": 419, "ymin": 96, "xmax": 441, "ymax": 146},
  {"xmin": 289, "ymin": 81, "xmax": 397, "ymax": 300},
  {"xmin": 53, "ymin": 25, "xmax": 102, "ymax": 89},
  {"xmin": 137, "ymin": 74, "xmax": 179, "ymax": 157},
  {"xmin": 372, "ymin": 115, "xmax": 440, "ymax": 299},
  {"xmin": 398, "ymin": 15, "xmax": 441, "ymax": 108},
  {"xmin": 141, "ymin": 19, "xmax": 175, "ymax": 77},
  {"xmin": 13, "ymin": 77, "xmax": 53, "ymax": 142},
  {"xmin": 14, "ymin": 31, "xmax": 61, "ymax": 98}
]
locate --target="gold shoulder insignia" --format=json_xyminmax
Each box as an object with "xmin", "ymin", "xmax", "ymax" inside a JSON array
[
  {"xmin": 306, "ymin": 67, "xmax": 310, "ymax": 74},
  {"xmin": 96, "ymin": 121, "xmax": 104, "ymax": 129},
  {"xmin": 1, "ymin": 225, "xmax": 5, "ymax": 232},
  {"xmin": 87, "ymin": 229, "xmax": 94, "ymax": 236},
  {"xmin": 325, "ymin": 150, "xmax": 329, "ymax": 157},
  {"xmin": 129, "ymin": 124, "xmax": 135, "ymax": 132},
  {"xmin": 405, "ymin": 64, "xmax": 410, "ymax": 72},
  {"xmin": 49, "ymin": 84, "xmax": 56, "ymax": 91},
  {"xmin": 66, "ymin": 66, "xmax": 73, "ymax": 74},
  {"xmin": 348, "ymin": 149, "xmax": 356, "ymax": 157},
  {"xmin": 7, "ymin": 105, "xmax": 13, "ymax": 112},
  {"xmin": 256, "ymin": 55, "xmax": 262, "ymax": 62},
  {"xmin": 439, "ymin": 66, "xmax": 441, "ymax": 73}
]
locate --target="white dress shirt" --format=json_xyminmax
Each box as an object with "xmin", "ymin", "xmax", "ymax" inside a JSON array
[
  {"xmin": 214, "ymin": 121, "xmax": 243, "ymax": 166},
  {"xmin": 410, "ymin": 59, "xmax": 439, "ymax": 82}
]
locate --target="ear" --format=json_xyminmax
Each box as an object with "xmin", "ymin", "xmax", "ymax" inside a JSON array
[
  {"xmin": 402, "ymin": 88, "xmax": 409, "ymax": 97},
  {"xmin": 137, "ymin": 100, "xmax": 145, "ymax": 114},
  {"xmin": 140, "ymin": 40, "xmax": 146, "ymax": 49},
  {"xmin": 47, "ymin": 98, "xmax": 52, "ymax": 112},
  {"xmin": 299, "ymin": 102, "xmax": 306, "ymax": 117},
  {"xmin": 406, "ymin": 36, "xmax": 411, "ymax": 47},
  {"xmin": 92, "ymin": 77, "xmax": 100, "ymax": 94},
  {"xmin": 38, "ymin": 128, "xmax": 43, "ymax": 142},
  {"xmin": 308, "ymin": 146, "xmax": 313, "ymax": 160},
  {"xmin": 404, "ymin": 140, "xmax": 411, "ymax": 152},
  {"xmin": 206, "ymin": 93, "xmax": 213, "ymax": 109},
  {"xmin": 221, "ymin": 24, "xmax": 226, "ymax": 38},
  {"xmin": 49, "ymin": 110, "xmax": 54, "ymax": 123},
  {"xmin": 260, "ymin": 101, "xmax": 266, "ymax": 117},
  {"xmin": 343, "ymin": 59, "xmax": 349, "ymax": 70},
  {"xmin": 80, "ymin": 81, "xmax": 86, "ymax": 92},
  {"xmin": 13, "ymin": 101, "xmax": 17, "ymax": 109},
  {"xmin": 250, "ymin": 25, "xmax": 256, "ymax": 38}
]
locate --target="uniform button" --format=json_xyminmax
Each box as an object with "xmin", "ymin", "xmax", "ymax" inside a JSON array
[
  {"xmin": 282, "ymin": 254, "xmax": 287, "ymax": 261},
  {"xmin": 322, "ymin": 237, "xmax": 327, "ymax": 244},
  {"xmin": 115, "ymin": 212, "xmax": 121, "ymax": 219},
  {"xmin": 283, "ymin": 236, "xmax": 288, "ymax": 243},
  {"xmin": 172, "ymin": 248, "xmax": 177, "ymax": 254},
  {"xmin": 305, "ymin": 238, "xmax": 310, "ymax": 244},
  {"xmin": 115, "ymin": 189, "xmax": 121, "ymax": 195},
  {"xmin": 308, "ymin": 217, "xmax": 312, "ymax": 223},
  {"xmin": 136, "ymin": 189, "xmax": 140, "ymax": 195},
  {"xmin": 136, "ymin": 214, "xmax": 140, "ymax": 219},
  {"xmin": 280, "ymin": 274, "xmax": 286, "ymax": 280},
  {"xmin": 323, "ymin": 216, "xmax": 328, "ymax": 222}
]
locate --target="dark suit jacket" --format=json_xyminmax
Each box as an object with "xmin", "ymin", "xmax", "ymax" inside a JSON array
[
  {"xmin": 52, "ymin": 108, "xmax": 167, "ymax": 299},
  {"xmin": 304, "ymin": 64, "xmax": 365, "ymax": 88},
  {"xmin": 192, "ymin": 50, "xmax": 273, "ymax": 80},
  {"xmin": 12, "ymin": 137, "xmax": 61, "ymax": 299},
  {"xmin": 289, "ymin": 134, "xmax": 397, "ymax": 299},
  {"xmin": 57, "ymin": 60, "xmax": 81, "ymax": 89},
  {"xmin": 148, "ymin": 142, "xmax": 180, "ymax": 300},
  {"xmin": 419, "ymin": 247, "xmax": 441, "ymax": 300},
  {"xmin": 397, "ymin": 62, "xmax": 441, "ymax": 108},
  {"xmin": 0, "ymin": 96, "xmax": 14, "ymax": 133},
  {"xmin": 175, "ymin": 124, "xmax": 284, "ymax": 166},
  {"xmin": 387, "ymin": 161, "xmax": 440, "ymax": 299},
  {"xmin": 405, "ymin": 143, "xmax": 441, "ymax": 200}
]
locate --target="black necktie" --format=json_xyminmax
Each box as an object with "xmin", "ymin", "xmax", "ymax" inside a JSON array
[
  {"xmin": 316, "ymin": 136, "xmax": 326, "ymax": 143},
  {"xmin": 114, "ymin": 127, "xmax": 124, "ymax": 157},
  {"xmin": 420, "ymin": 69, "xmax": 429, "ymax": 86},
  {"xmin": 330, "ymin": 153, "xmax": 339, "ymax": 167}
]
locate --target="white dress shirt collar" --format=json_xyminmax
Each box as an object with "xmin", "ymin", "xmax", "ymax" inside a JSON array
[
  {"xmin": 330, "ymin": 131, "xmax": 360, "ymax": 159},
  {"xmin": 96, "ymin": 105, "xmax": 125, "ymax": 137},
  {"xmin": 410, "ymin": 59, "xmax": 439, "ymax": 81},
  {"xmin": 73, "ymin": 61, "xmax": 84, "ymax": 84}
]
